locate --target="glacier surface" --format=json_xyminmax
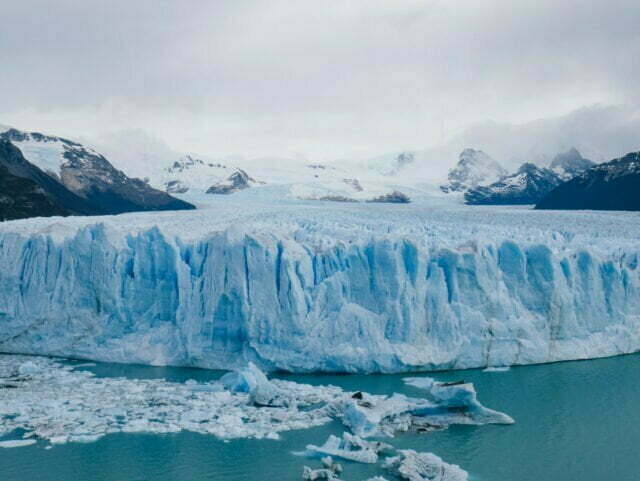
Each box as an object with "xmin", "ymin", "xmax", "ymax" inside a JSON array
[{"xmin": 0, "ymin": 194, "xmax": 639, "ymax": 373}]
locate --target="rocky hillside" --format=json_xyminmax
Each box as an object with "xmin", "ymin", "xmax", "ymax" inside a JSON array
[
  {"xmin": 0, "ymin": 127, "xmax": 194, "ymax": 215},
  {"xmin": 0, "ymin": 143, "xmax": 70, "ymax": 221},
  {"xmin": 536, "ymin": 151, "xmax": 640, "ymax": 211}
]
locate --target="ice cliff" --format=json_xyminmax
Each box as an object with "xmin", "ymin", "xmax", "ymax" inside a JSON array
[{"xmin": 0, "ymin": 200, "xmax": 639, "ymax": 373}]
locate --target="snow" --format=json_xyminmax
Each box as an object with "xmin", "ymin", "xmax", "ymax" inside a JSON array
[
  {"xmin": 137, "ymin": 147, "xmax": 433, "ymax": 202},
  {"xmin": 6, "ymin": 131, "xmax": 104, "ymax": 179},
  {"xmin": 11, "ymin": 137, "xmax": 69, "ymax": 177},
  {"xmin": 441, "ymin": 149, "xmax": 507, "ymax": 193},
  {"xmin": 0, "ymin": 193, "xmax": 639, "ymax": 373}
]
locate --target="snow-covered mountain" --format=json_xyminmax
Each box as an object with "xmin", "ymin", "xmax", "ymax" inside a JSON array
[
  {"xmin": 154, "ymin": 155, "xmax": 236, "ymax": 193},
  {"xmin": 0, "ymin": 139, "xmax": 101, "ymax": 217},
  {"xmin": 549, "ymin": 147, "xmax": 596, "ymax": 180},
  {"xmin": 206, "ymin": 169, "xmax": 261, "ymax": 194},
  {"xmin": 440, "ymin": 149, "xmax": 507, "ymax": 193},
  {"xmin": 354, "ymin": 104, "xmax": 640, "ymax": 184},
  {"xmin": 0, "ymin": 126, "xmax": 194, "ymax": 216},
  {"xmin": 145, "ymin": 151, "xmax": 419, "ymax": 203},
  {"xmin": 364, "ymin": 151, "xmax": 415, "ymax": 176},
  {"xmin": 465, "ymin": 163, "xmax": 562, "ymax": 205},
  {"xmin": 537, "ymin": 151, "xmax": 640, "ymax": 211},
  {"xmin": 0, "ymin": 141, "xmax": 71, "ymax": 221},
  {"xmin": 464, "ymin": 148, "xmax": 597, "ymax": 205}
]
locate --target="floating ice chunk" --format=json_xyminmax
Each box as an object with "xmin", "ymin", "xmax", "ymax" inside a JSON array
[
  {"xmin": 220, "ymin": 363, "xmax": 289, "ymax": 406},
  {"xmin": 482, "ymin": 366, "xmax": 510, "ymax": 372},
  {"xmin": 384, "ymin": 450, "xmax": 468, "ymax": 481},
  {"xmin": 299, "ymin": 432, "xmax": 393, "ymax": 464},
  {"xmin": 0, "ymin": 355, "xmax": 341, "ymax": 447},
  {"xmin": 403, "ymin": 377, "xmax": 514, "ymax": 425},
  {"xmin": 321, "ymin": 456, "xmax": 343, "ymax": 474},
  {"xmin": 340, "ymin": 379, "xmax": 512, "ymax": 438},
  {"xmin": 0, "ymin": 439, "xmax": 37, "ymax": 448},
  {"xmin": 0, "ymin": 354, "xmax": 512, "ymax": 453},
  {"xmin": 302, "ymin": 465, "xmax": 342, "ymax": 480},
  {"xmin": 342, "ymin": 392, "xmax": 421, "ymax": 437},
  {"xmin": 220, "ymin": 362, "xmax": 267, "ymax": 393}
]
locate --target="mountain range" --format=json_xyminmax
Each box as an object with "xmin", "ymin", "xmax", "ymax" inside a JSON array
[
  {"xmin": 1, "ymin": 117, "xmax": 639, "ymax": 221},
  {"xmin": 462, "ymin": 149, "xmax": 595, "ymax": 205},
  {"xmin": 0, "ymin": 126, "xmax": 194, "ymax": 221}
]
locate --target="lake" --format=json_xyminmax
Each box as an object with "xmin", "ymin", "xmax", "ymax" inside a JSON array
[{"xmin": 1, "ymin": 353, "xmax": 639, "ymax": 481}]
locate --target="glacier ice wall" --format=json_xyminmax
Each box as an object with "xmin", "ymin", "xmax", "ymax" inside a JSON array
[{"xmin": 0, "ymin": 215, "xmax": 639, "ymax": 373}]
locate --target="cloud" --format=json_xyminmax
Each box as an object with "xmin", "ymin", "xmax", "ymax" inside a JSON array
[{"xmin": 1, "ymin": 0, "xmax": 639, "ymax": 160}]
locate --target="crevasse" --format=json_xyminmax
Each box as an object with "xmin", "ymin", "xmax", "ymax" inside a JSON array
[{"xmin": 0, "ymin": 220, "xmax": 638, "ymax": 373}]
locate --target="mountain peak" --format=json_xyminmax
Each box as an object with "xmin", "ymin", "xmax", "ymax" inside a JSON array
[
  {"xmin": 441, "ymin": 148, "xmax": 507, "ymax": 193},
  {"xmin": 550, "ymin": 148, "xmax": 595, "ymax": 179},
  {"xmin": 465, "ymin": 161, "xmax": 562, "ymax": 205}
]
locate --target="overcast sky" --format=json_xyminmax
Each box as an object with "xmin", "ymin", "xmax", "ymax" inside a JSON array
[{"xmin": 1, "ymin": 0, "xmax": 639, "ymax": 160}]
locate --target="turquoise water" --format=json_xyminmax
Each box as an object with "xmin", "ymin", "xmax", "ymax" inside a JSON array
[{"xmin": 2, "ymin": 354, "xmax": 640, "ymax": 481}]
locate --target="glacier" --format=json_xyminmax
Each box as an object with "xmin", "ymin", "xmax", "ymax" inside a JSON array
[{"xmin": 0, "ymin": 194, "xmax": 639, "ymax": 373}]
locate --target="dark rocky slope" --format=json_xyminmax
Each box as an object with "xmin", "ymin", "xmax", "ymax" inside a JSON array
[{"xmin": 536, "ymin": 151, "xmax": 640, "ymax": 211}]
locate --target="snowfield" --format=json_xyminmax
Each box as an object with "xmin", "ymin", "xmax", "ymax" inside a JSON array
[{"xmin": 0, "ymin": 191, "xmax": 639, "ymax": 372}]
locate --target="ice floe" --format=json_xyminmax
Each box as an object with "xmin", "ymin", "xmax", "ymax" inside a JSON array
[
  {"xmin": 339, "ymin": 378, "xmax": 513, "ymax": 438},
  {"xmin": 0, "ymin": 439, "xmax": 37, "ymax": 448},
  {"xmin": 220, "ymin": 362, "xmax": 290, "ymax": 407},
  {"xmin": 0, "ymin": 352, "xmax": 512, "ymax": 480},
  {"xmin": 403, "ymin": 377, "xmax": 515, "ymax": 425},
  {"xmin": 0, "ymin": 356, "xmax": 341, "ymax": 446},
  {"xmin": 302, "ymin": 465, "xmax": 342, "ymax": 481},
  {"xmin": 482, "ymin": 366, "xmax": 511, "ymax": 373},
  {"xmin": 383, "ymin": 450, "xmax": 468, "ymax": 481},
  {"xmin": 297, "ymin": 432, "xmax": 393, "ymax": 464}
]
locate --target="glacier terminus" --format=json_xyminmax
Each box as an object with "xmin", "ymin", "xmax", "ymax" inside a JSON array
[{"xmin": 0, "ymin": 192, "xmax": 638, "ymax": 373}]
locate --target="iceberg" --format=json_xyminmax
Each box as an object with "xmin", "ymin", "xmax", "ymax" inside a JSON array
[
  {"xmin": 340, "ymin": 380, "xmax": 512, "ymax": 438},
  {"xmin": 342, "ymin": 393, "xmax": 418, "ymax": 438},
  {"xmin": 302, "ymin": 466, "xmax": 342, "ymax": 481},
  {"xmin": 0, "ymin": 202, "xmax": 639, "ymax": 373},
  {"xmin": 384, "ymin": 450, "xmax": 468, "ymax": 481},
  {"xmin": 298, "ymin": 432, "xmax": 393, "ymax": 464},
  {"xmin": 220, "ymin": 362, "xmax": 290, "ymax": 406},
  {"xmin": 403, "ymin": 377, "xmax": 514, "ymax": 425}
]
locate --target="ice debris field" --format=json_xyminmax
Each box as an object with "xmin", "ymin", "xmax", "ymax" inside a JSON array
[
  {"xmin": 0, "ymin": 356, "xmax": 510, "ymax": 480},
  {"xmin": 0, "ymin": 194, "xmax": 639, "ymax": 373}
]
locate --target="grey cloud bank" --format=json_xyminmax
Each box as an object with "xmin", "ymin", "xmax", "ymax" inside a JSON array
[{"xmin": 1, "ymin": 0, "xmax": 639, "ymax": 162}]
